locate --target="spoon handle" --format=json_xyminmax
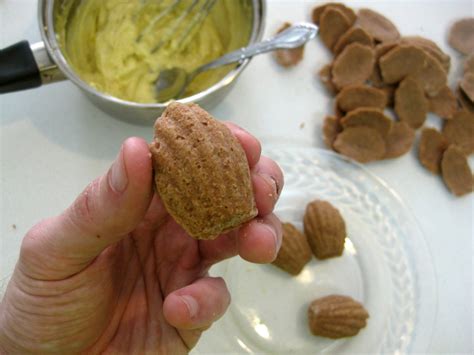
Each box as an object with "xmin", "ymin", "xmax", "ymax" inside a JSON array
[{"xmin": 198, "ymin": 22, "xmax": 318, "ymax": 73}]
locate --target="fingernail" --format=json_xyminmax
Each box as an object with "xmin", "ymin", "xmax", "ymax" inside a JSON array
[
  {"xmin": 180, "ymin": 295, "xmax": 199, "ymax": 319},
  {"xmin": 109, "ymin": 145, "xmax": 128, "ymax": 193},
  {"xmin": 228, "ymin": 121, "xmax": 249, "ymax": 134},
  {"xmin": 260, "ymin": 222, "xmax": 280, "ymax": 257},
  {"xmin": 259, "ymin": 174, "xmax": 278, "ymax": 200},
  {"xmin": 269, "ymin": 175, "xmax": 280, "ymax": 195}
]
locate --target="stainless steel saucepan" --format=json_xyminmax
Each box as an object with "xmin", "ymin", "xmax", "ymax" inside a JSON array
[{"xmin": 0, "ymin": 0, "xmax": 266, "ymax": 124}]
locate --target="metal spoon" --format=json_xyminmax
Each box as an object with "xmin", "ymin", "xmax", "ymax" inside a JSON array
[{"xmin": 155, "ymin": 22, "xmax": 318, "ymax": 102}]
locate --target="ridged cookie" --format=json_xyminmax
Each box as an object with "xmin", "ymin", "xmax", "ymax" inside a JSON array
[
  {"xmin": 308, "ymin": 295, "xmax": 369, "ymax": 339},
  {"xmin": 150, "ymin": 102, "xmax": 258, "ymax": 239},
  {"xmin": 272, "ymin": 223, "xmax": 312, "ymax": 275}
]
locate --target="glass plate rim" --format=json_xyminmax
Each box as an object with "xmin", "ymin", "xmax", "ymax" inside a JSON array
[{"xmin": 263, "ymin": 145, "xmax": 438, "ymax": 353}]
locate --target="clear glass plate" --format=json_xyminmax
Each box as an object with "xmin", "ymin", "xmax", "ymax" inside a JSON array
[{"xmin": 193, "ymin": 147, "xmax": 437, "ymax": 354}]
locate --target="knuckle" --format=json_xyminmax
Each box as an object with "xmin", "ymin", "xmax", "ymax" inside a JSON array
[
  {"xmin": 21, "ymin": 219, "xmax": 50, "ymax": 254},
  {"xmin": 19, "ymin": 219, "xmax": 56, "ymax": 275},
  {"xmin": 67, "ymin": 178, "xmax": 102, "ymax": 233}
]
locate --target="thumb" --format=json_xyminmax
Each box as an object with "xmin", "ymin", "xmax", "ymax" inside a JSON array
[{"xmin": 19, "ymin": 137, "xmax": 153, "ymax": 280}]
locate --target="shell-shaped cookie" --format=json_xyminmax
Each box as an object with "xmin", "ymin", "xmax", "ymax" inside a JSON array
[
  {"xmin": 442, "ymin": 111, "xmax": 474, "ymax": 155},
  {"xmin": 303, "ymin": 200, "xmax": 346, "ymax": 259},
  {"xmin": 394, "ymin": 77, "xmax": 428, "ymax": 129},
  {"xmin": 322, "ymin": 115, "xmax": 342, "ymax": 149},
  {"xmin": 273, "ymin": 22, "xmax": 304, "ymax": 67},
  {"xmin": 419, "ymin": 128, "xmax": 449, "ymax": 174},
  {"xmin": 384, "ymin": 121, "xmax": 415, "ymax": 159},
  {"xmin": 340, "ymin": 107, "xmax": 392, "ymax": 137},
  {"xmin": 332, "ymin": 43, "xmax": 375, "ymax": 90},
  {"xmin": 336, "ymin": 84, "xmax": 386, "ymax": 112},
  {"xmin": 356, "ymin": 8, "xmax": 400, "ymax": 43},
  {"xmin": 319, "ymin": 7, "xmax": 352, "ymax": 50},
  {"xmin": 308, "ymin": 295, "xmax": 369, "ymax": 339},
  {"xmin": 441, "ymin": 145, "xmax": 473, "ymax": 197},
  {"xmin": 272, "ymin": 223, "xmax": 312, "ymax": 275},
  {"xmin": 427, "ymin": 85, "xmax": 457, "ymax": 120},
  {"xmin": 150, "ymin": 102, "xmax": 257, "ymax": 240},
  {"xmin": 333, "ymin": 126, "xmax": 386, "ymax": 163},
  {"xmin": 312, "ymin": 3, "xmax": 356, "ymax": 26}
]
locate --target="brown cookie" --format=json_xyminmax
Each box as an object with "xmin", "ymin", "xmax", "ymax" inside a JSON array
[
  {"xmin": 312, "ymin": 3, "xmax": 356, "ymax": 25},
  {"xmin": 333, "ymin": 126, "xmax": 386, "ymax": 163},
  {"xmin": 441, "ymin": 146, "xmax": 473, "ymax": 196},
  {"xmin": 427, "ymin": 85, "xmax": 458, "ymax": 120},
  {"xmin": 394, "ymin": 77, "xmax": 428, "ymax": 129},
  {"xmin": 273, "ymin": 22, "xmax": 304, "ymax": 67},
  {"xmin": 308, "ymin": 295, "xmax": 369, "ymax": 339},
  {"xmin": 332, "ymin": 43, "xmax": 375, "ymax": 89},
  {"xmin": 319, "ymin": 63, "xmax": 338, "ymax": 95},
  {"xmin": 465, "ymin": 52, "xmax": 474, "ymax": 74},
  {"xmin": 304, "ymin": 200, "xmax": 346, "ymax": 259},
  {"xmin": 410, "ymin": 51, "xmax": 447, "ymax": 97},
  {"xmin": 336, "ymin": 84, "xmax": 387, "ymax": 112},
  {"xmin": 150, "ymin": 102, "xmax": 257, "ymax": 240},
  {"xmin": 442, "ymin": 110, "xmax": 474, "ymax": 155},
  {"xmin": 379, "ymin": 45, "xmax": 426, "ymax": 84},
  {"xmin": 399, "ymin": 36, "xmax": 451, "ymax": 73},
  {"xmin": 333, "ymin": 26, "xmax": 374, "ymax": 55},
  {"xmin": 419, "ymin": 128, "xmax": 449, "ymax": 174},
  {"xmin": 340, "ymin": 107, "xmax": 392, "ymax": 138},
  {"xmin": 272, "ymin": 223, "xmax": 312, "ymax": 276},
  {"xmin": 384, "ymin": 122, "xmax": 416, "ymax": 159},
  {"xmin": 323, "ymin": 115, "xmax": 342, "ymax": 149},
  {"xmin": 356, "ymin": 8, "xmax": 400, "ymax": 43},
  {"xmin": 319, "ymin": 7, "xmax": 353, "ymax": 50},
  {"xmin": 448, "ymin": 18, "xmax": 474, "ymax": 55},
  {"xmin": 457, "ymin": 86, "xmax": 474, "ymax": 113},
  {"xmin": 460, "ymin": 72, "xmax": 474, "ymax": 102},
  {"xmin": 369, "ymin": 42, "xmax": 398, "ymax": 87}
]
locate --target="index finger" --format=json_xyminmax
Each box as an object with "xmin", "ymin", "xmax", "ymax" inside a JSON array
[{"xmin": 224, "ymin": 122, "xmax": 261, "ymax": 168}]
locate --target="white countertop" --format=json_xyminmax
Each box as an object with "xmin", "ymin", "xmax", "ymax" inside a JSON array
[{"xmin": 0, "ymin": 0, "xmax": 473, "ymax": 353}]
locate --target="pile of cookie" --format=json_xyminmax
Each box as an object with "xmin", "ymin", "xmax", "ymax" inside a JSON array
[
  {"xmin": 273, "ymin": 3, "xmax": 473, "ymax": 197},
  {"xmin": 272, "ymin": 199, "xmax": 369, "ymax": 339}
]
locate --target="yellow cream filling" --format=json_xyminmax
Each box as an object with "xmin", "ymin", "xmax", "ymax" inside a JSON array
[{"xmin": 55, "ymin": 0, "xmax": 252, "ymax": 103}]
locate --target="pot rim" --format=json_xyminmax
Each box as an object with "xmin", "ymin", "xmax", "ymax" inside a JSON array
[{"xmin": 38, "ymin": 0, "xmax": 266, "ymax": 109}]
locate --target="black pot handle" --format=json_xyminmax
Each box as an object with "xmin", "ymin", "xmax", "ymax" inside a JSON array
[{"xmin": 0, "ymin": 40, "xmax": 42, "ymax": 94}]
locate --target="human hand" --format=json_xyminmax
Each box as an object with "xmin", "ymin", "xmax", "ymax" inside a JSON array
[{"xmin": 0, "ymin": 125, "xmax": 283, "ymax": 354}]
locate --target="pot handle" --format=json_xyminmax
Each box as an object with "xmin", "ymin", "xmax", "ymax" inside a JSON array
[{"xmin": 0, "ymin": 40, "xmax": 66, "ymax": 94}]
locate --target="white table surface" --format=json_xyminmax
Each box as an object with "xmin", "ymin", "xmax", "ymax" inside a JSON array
[{"xmin": 0, "ymin": 0, "xmax": 473, "ymax": 353}]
